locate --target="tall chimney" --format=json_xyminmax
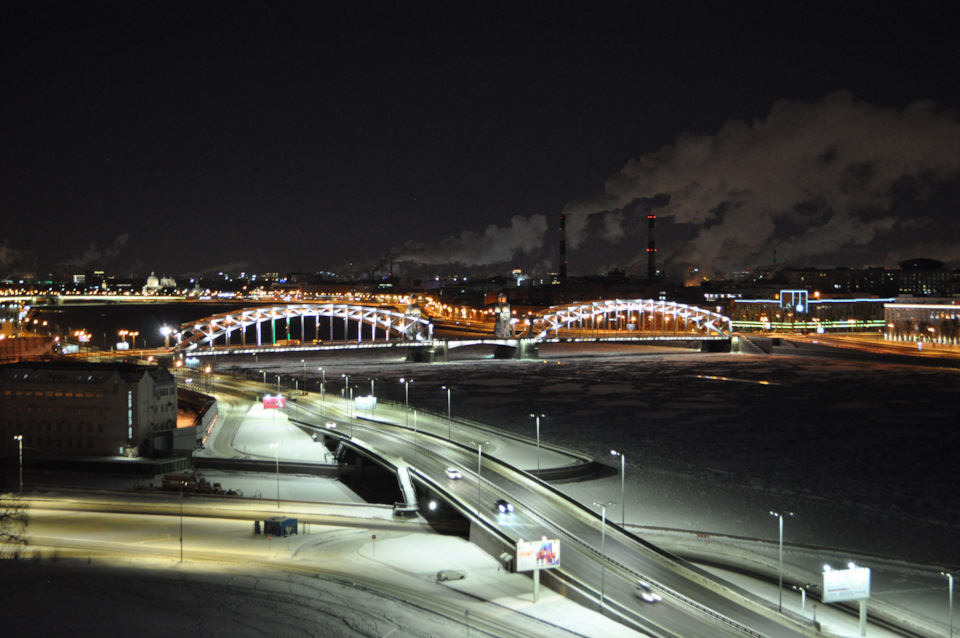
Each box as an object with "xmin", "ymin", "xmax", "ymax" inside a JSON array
[
  {"xmin": 559, "ymin": 214, "xmax": 567, "ymax": 281},
  {"xmin": 646, "ymin": 214, "xmax": 657, "ymax": 281}
]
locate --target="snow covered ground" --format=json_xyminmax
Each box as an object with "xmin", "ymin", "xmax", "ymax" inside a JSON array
[{"xmin": 4, "ymin": 342, "xmax": 958, "ymax": 636}]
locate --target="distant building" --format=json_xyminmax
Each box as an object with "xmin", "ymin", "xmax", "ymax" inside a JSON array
[
  {"xmin": 0, "ymin": 361, "xmax": 177, "ymax": 457},
  {"xmin": 885, "ymin": 299, "xmax": 960, "ymax": 345},
  {"xmin": 731, "ymin": 290, "xmax": 895, "ymax": 332}
]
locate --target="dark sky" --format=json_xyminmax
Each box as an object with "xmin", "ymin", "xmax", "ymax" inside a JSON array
[{"xmin": 2, "ymin": 0, "xmax": 959, "ymax": 281}]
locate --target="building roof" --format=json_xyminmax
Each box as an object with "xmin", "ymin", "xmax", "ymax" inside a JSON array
[{"xmin": 0, "ymin": 360, "xmax": 174, "ymax": 385}]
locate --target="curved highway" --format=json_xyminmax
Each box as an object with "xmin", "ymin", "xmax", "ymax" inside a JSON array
[{"xmin": 290, "ymin": 392, "xmax": 804, "ymax": 638}]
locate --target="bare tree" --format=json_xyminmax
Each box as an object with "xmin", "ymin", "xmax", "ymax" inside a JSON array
[{"xmin": 0, "ymin": 496, "xmax": 29, "ymax": 558}]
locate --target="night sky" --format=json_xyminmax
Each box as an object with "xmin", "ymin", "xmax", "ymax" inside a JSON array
[{"xmin": 2, "ymin": 1, "xmax": 959, "ymax": 280}]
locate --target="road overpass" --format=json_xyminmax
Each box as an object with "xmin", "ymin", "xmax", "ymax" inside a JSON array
[{"xmin": 257, "ymin": 386, "xmax": 808, "ymax": 637}]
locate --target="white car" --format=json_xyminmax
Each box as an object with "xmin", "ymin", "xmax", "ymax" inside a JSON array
[
  {"xmin": 446, "ymin": 467, "xmax": 462, "ymax": 479},
  {"xmin": 635, "ymin": 580, "xmax": 662, "ymax": 603},
  {"xmin": 324, "ymin": 422, "xmax": 337, "ymax": 429}
]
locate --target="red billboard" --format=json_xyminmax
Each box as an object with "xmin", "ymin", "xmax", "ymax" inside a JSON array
[{"xmin": 263, "ymin": 394, "xmax": 286, "ymax": 409}]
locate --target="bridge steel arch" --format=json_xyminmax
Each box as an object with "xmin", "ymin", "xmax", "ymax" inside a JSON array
[
  {"xmin": 523, "ymin": 298, "xmax": 731, "ymax": 341},
  {"xmin": 178, "ymin": 303, "xmax": 433, "ymax": 350}
]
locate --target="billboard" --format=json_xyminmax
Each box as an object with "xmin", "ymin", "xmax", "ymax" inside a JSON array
[
  {"xmin": 822, "ymin": 566, "xmax": 871, "ymax": 603},
  {"xmin": 516, "ymin": 538, "xmax": 560, "ymax": 572},
  {"xmin": 263, "ymin": 394, "xmax": 286, "ymax": 409},
  {"xmin": 355, "ymin": 395, "xmax": 377, "ymax": 411}
]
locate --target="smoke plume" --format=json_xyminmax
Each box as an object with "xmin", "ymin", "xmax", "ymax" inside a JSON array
[
  {"xmin": 388, "ymin": 214, "xmax": 548, "ymax": 270},
  {"xmin": 564, "ymin": 92, "xmax": 960, "ymax": 276}
]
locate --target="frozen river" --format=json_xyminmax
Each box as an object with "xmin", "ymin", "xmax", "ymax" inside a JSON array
[{"xmin": 234, "ymin": 341, "xmax": 960, "ymax": 568}]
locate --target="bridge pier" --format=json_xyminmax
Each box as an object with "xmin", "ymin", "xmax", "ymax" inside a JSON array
[
  {"xmin": 405, "ymin": 342, "xmax": 448, "ymax": 363},
  {"xmin": 494, "ymin": 338, "xmax": 540, "ymax": 360},
  {"xmin": 701, "ymin": 338, "xmax": 732, "ymax": 353}
]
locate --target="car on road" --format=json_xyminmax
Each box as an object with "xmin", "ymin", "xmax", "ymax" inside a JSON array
[
  {"xmin": 446, "ymin": 467, "xmax": 462, "ymax": 479},
  {"xmin": 495, "ymin": 498, "xmax": 514, "ymax": 513},
  {"xmin": 634, "ymin": 580, "xmax": 662, "ymax": 603},
  {"xmin": 436, "ymin": 569, "xmax": 465, "ymax": 582},
  {"xmin": 324, "ymin": 422, "xmax": 337, "ymax": 429}
]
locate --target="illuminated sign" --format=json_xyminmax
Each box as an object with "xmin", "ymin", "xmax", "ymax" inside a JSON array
[
  {"xmin": 822, "ymin": 565, "xmax": 871, "ymax": 603},
  {"xmin": 355, "ymin": 395, "xmax": 377, "ymax": 410},
  {"xmin": 263, "ymin": 394, "xmax": 286, "ymax": 409},
  {"xmin": 516, "ymin": 538, "xmax": 560, "ymax": 572},
  {"xmin": 780, "ymin": 290, "xmax": 809, "ymax": 315}
]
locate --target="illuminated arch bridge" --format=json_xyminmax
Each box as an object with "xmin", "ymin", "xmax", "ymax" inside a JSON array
[
  {"xmin": 520, "ymin": 299, "xmax": 731, "ymax": 341},
  {"xmin": 178, "ymin": 303, "xmax": 433, "ymax": 350},
  {"xmin": 179, "ymin": 298, "xmax": 729, "ymax": 353}
]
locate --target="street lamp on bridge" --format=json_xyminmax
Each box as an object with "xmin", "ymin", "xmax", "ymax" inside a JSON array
[
  {"xmin": 470, "ymin": 440, "xmax": 491, "ymax": 516},
  {"xmin": 593, "ymin": 500, "xmax": 617, "ymax": 609},
  {"xmin": 442, "ymin": 386, "xmax": 452, "ymax": 440},
  {"xmin": 318, "ymin": 367, "xmax": 325, "ymax": 416},
  {"xmin": 770, "ymin": 510, "xmax": 793, "ymax": 612},
  {"xmin": 611, "ymin": 450, "xmax": 625, "ymax": 527},
  {"xmin": 400, "ymin": 378, "xmax": 412, "ymax": 427},
  {"xmin": 530, "ymin": 413, "xmax": 545, "ymax": 474}
]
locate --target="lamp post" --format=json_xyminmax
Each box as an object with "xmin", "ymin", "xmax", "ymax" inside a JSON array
[
  {"xmin": 13, "ymin": 434, "xmax": 23, "ymax": 496},
  {"xmin": 443, "ymin": 386, "xmax": 452, "ymax": 440},
  {"xmin": 471, "ymin": 440, "xmax": 490, "ymax": 515},
  {"xmin": 260, "ymin": 369, "xmax": 267, "ymax": 389},
  {"xmin": 179, "ymin": 483, "xmax": 184, "ymax": 563},
  {"xmin": 400, "ymin": 378, "xmax": 412, "ymax": 427},
  {"xmin": 369, "ymin": 377, "xmax": 376, "ymax": 417},
  {"xmin": 943, "ymin": 571, "xmax": 955, "ymax": 638},
  {"xmin": 792, "ymin": 584, "xmax": 814, "ymax": 638},
  {"xmin": 161, "ymin": 325, "xmax": 172, "ymax": 349},
  {"xmin": 269, "ymin": 442, "xmax": 280, "ymax": 509},
  {"xmin": 770, "ymin": 510, "xmax": 793, "ymax": 612},
  {"xmin": 348, "ymin": 386, "xmax": 355, "ymax": 436},
  {"xmin": 593, "ymin": 500, "xmax": 616, "ymax": 608},
  {"xmin": 530, "ymin": 413, "xmax": 545, "ymax": 474},
  {"xmin": 611, "ymin": 450, "xmax": 625, "ymax": 527},
  {"xmin": 318, "ymin": 367, "xmax": 325, "ymax": 417}
]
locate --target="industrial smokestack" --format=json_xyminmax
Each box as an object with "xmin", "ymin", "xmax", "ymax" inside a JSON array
[
  {"xmin": 559, "ymin": 214, "xmax": 567, "ymax": 281},
  {"xmin": 646, "ymin": 214, "xmax": 657, "ymax": 281}
]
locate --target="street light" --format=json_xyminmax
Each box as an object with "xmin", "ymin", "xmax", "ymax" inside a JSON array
[
  {"xmin": 770, "ymin": 510, "xmax": 793, "ymax": 612},
  {"xmin": 792, "ymin": 584, "xmax": 814, "ymax": 638},
  {"xmin": 442, "ymin": 386, "xmax": 452, "ymax": 440},
  {"xmin": 593, "ymin": 500, "xmax": 617, "ymax": 608},
  {"xmin": 13, "ymin": 434, "xmax": 23, "ymax": 496},
  {"xmin": 269, "ymin": 442, "xmax": 281, "ymax": 509},
  {"xmin": 368, "ymin": 377, "xmax": 376, "ymax": 417},
  {"xmin": 179, "ymin": 482, "xmax": 184, "ymax": 563},
  {"xmin": 943, "ymin": 571, "xmax": 955, "ymax": 638},
  {"xmin": 318, "ymin": 367, "xmax": 325, "ymax": 416},
  {"xmin": 611, "ymin": 450, "xmax": 625, "ymax": 527},
  {"xmin": 400, "ymin": 378, "xmax": 412, "ymax": 427},
  {"xmin": 348, "ymin": 386, "xmax": 355, "ymax": 436},
  {"xmin": 471, "ymin": 440, "xmax": 491, "ymax": 515},
  {"xmin": 530, "ymin": 413, "xmax": 545, "ymax": 474}
]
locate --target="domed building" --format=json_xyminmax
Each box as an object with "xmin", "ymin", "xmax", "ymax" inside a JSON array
[{"xmin": 142, "ymin": 272, "xmax": 161, "ymax": 295}]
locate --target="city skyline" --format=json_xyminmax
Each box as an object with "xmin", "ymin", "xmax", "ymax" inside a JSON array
[{"xmin": 3, "ymin": 1, "xmax": 959, "ymax": 280}]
